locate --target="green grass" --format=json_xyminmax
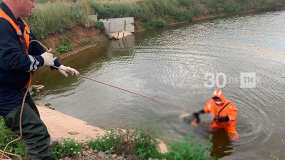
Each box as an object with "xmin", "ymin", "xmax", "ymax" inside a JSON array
[
  {"xmin": 132, "ymin": 129, "xmax": 162, "ymax": 159},
  {"xmin": 28, "ymin": 0, "xmax": 285, "ymax": 37},
  {"xmin": 95, "ymin": 21, "xmax": 105, "ymax": 30},
  {"xmin": 144, "ymin": 19, "xmax": 167, "ymax": 29},
  {"xmin": 88, "ymin": 129, "xmax": 162, "ymax": 159},
  {"xmin": 30, "ymin": 1, "xmax": 90, "ymax": 39},
  {"xmin": 0, "ymin": 118, "xmax": 26, "ymax": 159},
  {"xmin": 56, "ymin": 40, "xmax": 73, "ymax": 54},
  {"xmin": 0, "ymin": 121, "xmax": 212, "ymax": 160},
  {"xmin": 0, "ymin": 118, "xmax": 82, "ymax": 160},
  {"xmin": 90, "ymin": 0, "xmax": 285, "ymax": 29},
  {"xmin": 163, "ymin": 135, "xmax": 212, "ymax": 160},
  {"xmin": 90, "ymin": 0, "xmax": 196, "ymax": 28},
  {"xmin": 52, "ymin": 139, "xmax": 82, "ymax": 159},
  {"xmin": 88, "ymin": 129, "xmax": 122, "ymax": 153},
  {"xmin": 36, "ymin": 0, "xmax": 49, "ymax": 3},
  {"xmin": 88, "ymin": 129, "xmax": 211, "ymax": 160}
]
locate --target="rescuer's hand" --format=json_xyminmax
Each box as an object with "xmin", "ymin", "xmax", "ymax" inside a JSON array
[
  {"xmin": 191, "ymin": 118, "xmax": 198, "ymax": 127},
  {"xmin": 58, "ymin": 65, "xmax": 80, "ymax": 77},
  {"xmin": 192, "ymin": 112, "xmax": 201, "ymax": 123},
  {"xmin": 190, "ymin": 112, "xmax": 201, "ymax": 127}
]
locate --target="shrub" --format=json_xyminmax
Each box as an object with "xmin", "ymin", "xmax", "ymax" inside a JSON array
[
  {"xmin": 88, "ymin": 129, "xmax": 212, "ymax": 160},
  {"xmin": 30, "ymin": 1, "xmax": 88, "ymax": 39},
  {"xmin": 56, "ymin": 40, "xmax": 73, "ymax": 54},
  {"xmin": 88, "ymin": 129, "xmax": 122, "ymax": 152},
  {"xmin": 133, "ymin": 129, "xmax": 161, "ymax": 159},
  {"xmin": 163, "ymin": 136, "xmax": 212, "ymax": 160},
  {"xmin": 0, "ymin": 118, "xmax": 26, "ymax": 159},
  {"xmin": 145, "ymin": 19, "xmax": 166, "ymax": 29},
  {"xmin": 88, "ymin": 129, "xmax": 161, "ymax": 159},
  {"xmin": 52, "ymin": 139, "xmax": 82, "ymax": 159},
  {"xmin": 95, "ymin": 21, "xmax": 105, "ymax": 31}
]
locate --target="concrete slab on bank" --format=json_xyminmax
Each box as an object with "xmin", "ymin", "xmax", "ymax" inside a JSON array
[
  {"xmin": 38, "ymin": 106, "xmax": 168, "ymax": 153},
  {"xmin": 38, "ymin": 106, "xmax": 105, "ymax": 142}
]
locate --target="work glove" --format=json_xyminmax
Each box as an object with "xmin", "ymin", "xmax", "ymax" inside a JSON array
[
  {"xmin": 191, "ymin": 109, "xmax": 205, "ymax": 124},
  {"xmin": 192, "ymin": 112, "xmax": 201, "ymax": 123},
  {"xmin": 58, "ymin": 65, "xmax": 80, "ymax": 77},
  {"xmin": 191, "ymin": 112, "xmax": 200, "ymax": 127},
  {"xmin": 214, "ymin": 116, "xmax": 230, "ymax": 122},
  {"xmin": 41, "ymin": 49, "xmax": 56, "ymax": 66}
]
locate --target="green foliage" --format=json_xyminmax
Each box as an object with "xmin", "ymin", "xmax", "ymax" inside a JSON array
[
  {"xmin": 176, "ymin": 0, "xmax": 195, "ymax": 6},
  {"xmin": 133, "ymin": 129, "xmax": 161, "ymax": 159},
  {"xmin": 163, "ymin": 136, "xmax": 212, "ymax": 160},
  {"xmin": 91, "ymin": 0, "xmax": 285, "ymax": 24},
  {"xmin": 88, "ymin": 129, "xmax": 161, "ymax": 159},
  {"xmin": 88, "ymin": 129, "xmax": 212, "ymax": 160},
  {"xmin": 145, "ymin": 19, "xmax": 166, "ymax": 29},
  {"xmin": 36, "ymin": 0, "xmax": 48, "ymax": 3},
  {"xmin": 52, "ymin": 139, "xmax": 82, "ymax": 159},
  {"xmin": 30, "ymin": 2, "xmax": 88, "ymax": 39},
  {"xmin": 28, "ymin": 0, "xmax": 285, "ymax": 38},
  {"xmin": 0, "ymin": 118, "xmax": 26, "ymax": 158},
  {"xmin": 173, "ymin": 10, "xmax": 194, "ymax": 22},
  {"xmin": 95, "ymin": 21, "xmax": 105, "ymax": 30},
  {"xmin": 91, "ymin": 1, "xmax": 139, "ymax": 18},
  {"xmin": 88, "ymin": 129, "xmax": 122, "ymax": 152},
  {"xmin": 56, "ymin": 40, "xmax": 73, "ymax": 54},
  {"xmin": 0, "ymin": 121, "xmax": 212, "ymax": 160}
]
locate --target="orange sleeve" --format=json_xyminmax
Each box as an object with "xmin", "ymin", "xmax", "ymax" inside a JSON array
[
  {"xmin": 203, "ymin": 100, "xmax": 212, "ymax": 113},
  {"xmin": 227, "ymin": 104, "xmax": 238, "ymax": 121}
]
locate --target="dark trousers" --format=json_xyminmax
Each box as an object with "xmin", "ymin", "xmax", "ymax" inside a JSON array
[{"xmin": 4, "ymin": 95, "xmax": 54, "ymax": 160}]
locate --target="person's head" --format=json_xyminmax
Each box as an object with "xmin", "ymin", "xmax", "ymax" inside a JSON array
[
  {"xmin": 3, "ymin": 0, "xmax": 35, "ymax": 18},
  {"xmin": 212, "ymin": 96, "xmax": 223, "ymax": 105},
  {"xmin": 212, "ymin": 89, "xmax": 226, "ymax": 106}
]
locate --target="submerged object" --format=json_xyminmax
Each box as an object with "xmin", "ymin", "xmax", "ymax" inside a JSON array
[{"xmin": 179, "ymin": 112, "xmax": 194, "ymax": 124}]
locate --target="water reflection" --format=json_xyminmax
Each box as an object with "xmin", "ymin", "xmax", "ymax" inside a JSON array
[{"xmin": 211, "ymin": 129, "xmax": 233, "ymax": 158}]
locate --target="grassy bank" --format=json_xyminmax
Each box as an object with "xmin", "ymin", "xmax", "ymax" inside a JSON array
[
  {"xmin": 30, "ymin": 0, "xmax": 91, "ymax": 39},
  {"xmin": 31, "ymin": 0, "xmax": 285, "ymax": 38},
  {"xmin": 27, "ymin": 0, "xmax": 285, "ymax": 55},
  {"xmin": 0, "ymin": 119, "xmax": 211, "ymax": 160},
  {"xmin": 91, "ymin": 0, "xmax": 285, "ymax": 29},
  {"xmin": 0, "ymin": 118, "xmax": 27, "ymax": 159}
]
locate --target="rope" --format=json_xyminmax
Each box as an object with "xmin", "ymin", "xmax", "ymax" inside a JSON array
[
  {"xmin": 80, "ymin": 75, "xmax": 177, "ymax": 107},
  {"xmin": 0, "ymin": 75, "xmax": 30, "ymax": 160},
  {"xmin": 31, "ymin": 39, "xmax": 180, "ymax": 107},
  {"xmin": 0, "ymin": 40, "xmax": 181, "ymax": 159},
  {"xmin": 0, "ymin": 45, "xmax": 36, "ymax": 160}
]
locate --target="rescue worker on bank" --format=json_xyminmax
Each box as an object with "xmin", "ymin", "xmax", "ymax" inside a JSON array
[
  {"xmin": 0, "ymin": 0, "xmax": 79, "ymax": 159},
  {"xmin": 191, "ymin": 89, "xmax": 239, "ymax": 141}
]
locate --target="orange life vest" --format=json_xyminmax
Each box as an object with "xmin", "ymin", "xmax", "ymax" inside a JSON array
[{"xmin": 0, "ymin": 8, "xmax": 30, "ymax": 53}]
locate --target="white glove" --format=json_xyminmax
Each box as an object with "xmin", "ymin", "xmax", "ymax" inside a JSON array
[
  {"xmin": 58, "ymin": 65, "xmax": 80, "ymax": 77},
  {"xmin": 41, "ymin": 49, "xmax": 55, "ymax": 66}
]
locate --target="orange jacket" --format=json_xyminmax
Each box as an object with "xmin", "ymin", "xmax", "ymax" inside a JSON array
[{"xmin": 203, "ymin": 89, "xmax": 238, "ymax": 134}]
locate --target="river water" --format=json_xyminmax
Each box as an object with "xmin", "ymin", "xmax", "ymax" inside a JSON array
[{"xmin": 36, "ymin": 11, "xmax": 285, "ymax": 159}]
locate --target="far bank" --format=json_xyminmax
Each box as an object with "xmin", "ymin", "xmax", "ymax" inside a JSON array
[{"xmin": 31, "ymin": 0, "xmax": 285, "ymax": 59}]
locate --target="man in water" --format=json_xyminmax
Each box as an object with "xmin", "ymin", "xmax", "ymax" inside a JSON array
[{"xmin": 191, "ymin": 89, "xmax": 239, "ymax": 141}]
